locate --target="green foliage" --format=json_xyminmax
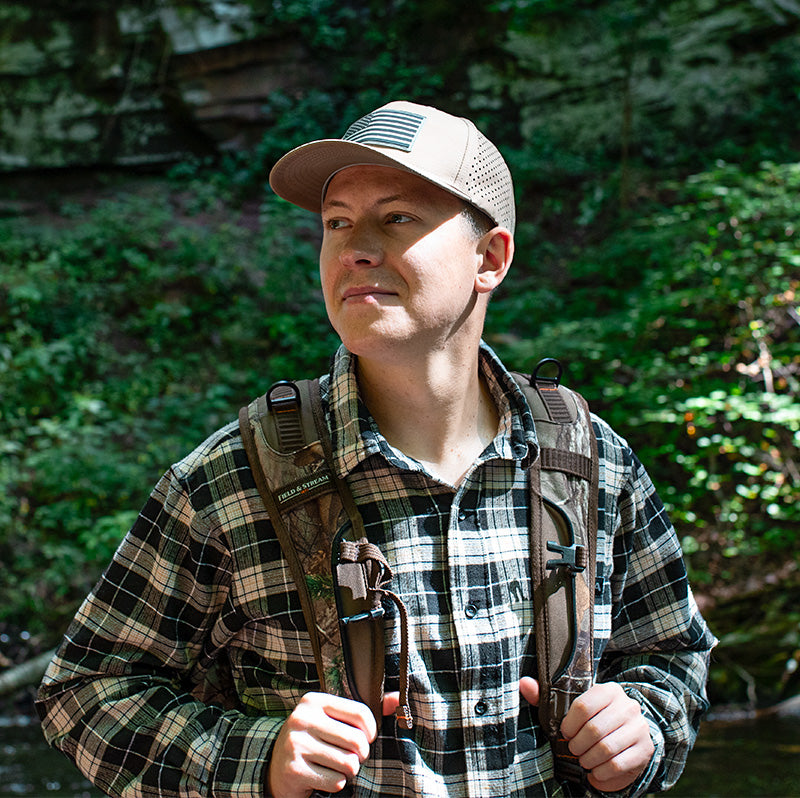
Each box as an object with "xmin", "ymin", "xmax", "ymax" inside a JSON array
[
  {"xmin": 0, "ymin": 180, "xmax": 337, "ymax": 632},
  {"xmin": 5, "ymin": 157, "xmax": 798, "ymax": 638},
  {"xmin": 3, "ymin": 0, "xmax": 800, "ymax": 707},
  {"xmin": 488, "ymin": 160, "xmax": 800, "ymax": 588}
]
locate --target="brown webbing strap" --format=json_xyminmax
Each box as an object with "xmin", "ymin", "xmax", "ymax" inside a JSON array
[
  {"xmin": 535, "ymin": 383, "xmax": 574, "ymax": 423},
  {"xmin": 539, "ymin": 448, "xmax": 593, "ymax": 481},
  {"xmin": 338, "ymin": 540, "xmax": 413, "ymax": 729},
  {"xmin": 303, "ymin": 380, "xmax": 397, "ymax": 727},
  {"xmin": 240, "ymin": 379, "xmax": 399, "ymax": 728}
]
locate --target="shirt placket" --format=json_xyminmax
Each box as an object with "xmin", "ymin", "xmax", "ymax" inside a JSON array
[{"xmin": 448, "ymin": 466, "xmax": 508, "ymax": 798}]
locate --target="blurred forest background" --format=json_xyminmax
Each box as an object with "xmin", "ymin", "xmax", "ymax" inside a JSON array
[{"xmin": 1, "ymin": 0, "xmax": 799, "ymax": 713}]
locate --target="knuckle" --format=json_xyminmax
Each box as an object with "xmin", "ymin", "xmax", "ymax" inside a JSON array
[
  {"xmin": 593, "ymin": 757, "xmax": 623, "ymax": 782},
  {"xmin": 582, "ymin": 718, "xmax": 603, "ymax": 740},
  {"xmin": 299, "ymin": 691, "xmax": 325, "ymax": 708},
  {"xmin": 625, "ymin": 697, "xmax": 643, "ymax": 717},
  {"xmin": 284, "ymin": 757, "xmax": 306, "ymax": 781},
  {"xmin": 287, "ymin": 706, "xmax": 313, "ymax": 730},
  {"xmin": 344, "ymin": 752, "xmax": 362, "ymax": 779},
  {"xmin": 340, "ymin": 726, "xmax": 370, "ymax": 760},
  {"xmin": 594, "ymin": 738, "xmax": 616, "ymax": 761}
]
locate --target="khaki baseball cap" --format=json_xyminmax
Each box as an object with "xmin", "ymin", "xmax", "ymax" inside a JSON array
[{"xmin": 269, "ymin": 100, "xmax": 516, "ymax": 234}]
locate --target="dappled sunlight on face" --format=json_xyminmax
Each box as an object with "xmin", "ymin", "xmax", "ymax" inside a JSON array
[{"xmin": 318, "ymin": 166, "xmax": 489, "ymax": 361}]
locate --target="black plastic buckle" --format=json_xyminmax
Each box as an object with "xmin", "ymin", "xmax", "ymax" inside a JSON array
[
  {"xmin": 546, "ymin": 541, "xmax": 587, "ymax": 574},
  {"xmin": 267, "ymin": 380, "xmax": 301, "ymax": 412},
  {"xmin": 530, "ymin": 357, "xmax": 563, "ymax": 388},
  {"xmin": 340, "ymin": 607, "xmax": 385, "ymax": 626},
  {"xmin": 266, "ymin": 380, "xmax": 306, "ymax": 452}
]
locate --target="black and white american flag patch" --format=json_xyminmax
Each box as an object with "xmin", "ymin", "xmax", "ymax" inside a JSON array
[{"xmin": 343, "ymin": 108, "xmax": 425, "ymax": 152}]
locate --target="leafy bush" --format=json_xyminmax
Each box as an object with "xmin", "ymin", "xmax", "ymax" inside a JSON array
[
  {"xmin": 488, "ymin": 160, "xmax": 800, "ymax": 588},
  {"xmin": 0, "ymin": 182, "xmax": 337, "ymax": 632}
]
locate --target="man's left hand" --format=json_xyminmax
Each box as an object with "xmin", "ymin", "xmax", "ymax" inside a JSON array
[{"xmin": 520, "ymin": 677, "xmax": 654, "ymax": 793}]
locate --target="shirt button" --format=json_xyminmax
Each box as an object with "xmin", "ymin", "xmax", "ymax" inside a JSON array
[
  {"xmin": 475, "ymin": 700, "xmax": 488, "ymax": 716},
  {"xmin": 458, "ymin": 509, "xmax": 468, "ymax": 522},
  {"xmin": 464, "ymin": 603, "xmax": 478, "ymax": 618}
]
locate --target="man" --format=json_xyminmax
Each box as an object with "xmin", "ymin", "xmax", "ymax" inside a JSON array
[{"xmin": 38, "ymin": 100, "xmax": 715, "ymax": 798}]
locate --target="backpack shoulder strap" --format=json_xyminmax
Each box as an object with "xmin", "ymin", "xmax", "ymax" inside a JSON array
[
  {"xmin": 238, "ymin": 361, "xmax": 598, "ymax": 772},
  {"xmin": 514, "ymin": 360, "xmax": 599, "ymax": 787},
  {"xmin": 238, "ymin": 379, "xmax": 412, "ymax": 728}
]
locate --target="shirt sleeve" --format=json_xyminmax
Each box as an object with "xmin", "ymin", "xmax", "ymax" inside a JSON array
[
  {"xmin": 36, "ymin": 458, "xmax": 282, "ymax": 798},
  {"xmin": 592, "ymin": 420, "xmax": 717, "ymax": 797}
]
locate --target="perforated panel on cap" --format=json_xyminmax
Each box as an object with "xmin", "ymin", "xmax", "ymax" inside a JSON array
[{"xmin": 464, "ymin": 133, "xmax": 515, "ymax": 233}]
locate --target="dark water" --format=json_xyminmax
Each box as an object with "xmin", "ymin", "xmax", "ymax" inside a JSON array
[
  {"xmin": 666, "ymin": 715, "xmax": 800, "ymax": 798},
  {"xmin": 0, "ymin": 717, "xmax": 103, "ymax": 798},
  {"xmin": 1, "ymin": 713, "xmax": 798, "ymax": 797}
]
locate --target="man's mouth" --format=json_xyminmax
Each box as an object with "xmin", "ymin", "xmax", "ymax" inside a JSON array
[{"xmin": 342, "ymin": 286, "xmax": 396, "ymax": 300}]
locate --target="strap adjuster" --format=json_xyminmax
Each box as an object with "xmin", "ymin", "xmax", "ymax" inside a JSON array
[
  {"xmin": 340, "ymin": 606, "xmax": 385, "ymax": 626},
  {"xmin": 546, "ymin": 541, "xmax": 587, "ymax": 574},
  {"xmin": 266, "ymin": 381, "xmax": 305, "ymax": 451}
]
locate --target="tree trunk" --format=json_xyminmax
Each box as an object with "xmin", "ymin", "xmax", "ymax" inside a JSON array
[{"xmin": 0, "ymin": 650, "xmax": 56, "ymax": 697}]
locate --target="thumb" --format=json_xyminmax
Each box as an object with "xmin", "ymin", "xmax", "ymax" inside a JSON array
[
  {"xmin": 382, "ymin": 691, "xmax": 400, "ymax": 717},
  {"xmin": 519, "ymin": 676, "xmax": 540, "ymax": 707}
]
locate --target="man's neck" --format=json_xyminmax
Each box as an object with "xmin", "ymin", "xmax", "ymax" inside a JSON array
[{"xmin": 355, "ymin": 348, "xmax": 499, "ymax": 486}]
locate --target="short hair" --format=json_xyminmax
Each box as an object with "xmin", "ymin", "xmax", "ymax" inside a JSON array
[{"xmin": 461, "ymin": 202, "xmax": 496, "ymax": 239}]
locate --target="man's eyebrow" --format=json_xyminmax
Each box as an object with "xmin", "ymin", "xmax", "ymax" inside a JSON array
[
  {"xmin": 321, "ymin": 198, "xmax": 349, "ymax": 210},
  {"xmin": 322, "ymin": 193, "xmax": 410, "ymax": 211},
  {"xmin": 376, "ymin": 194, "xmax": 406, "ymax": 205}
]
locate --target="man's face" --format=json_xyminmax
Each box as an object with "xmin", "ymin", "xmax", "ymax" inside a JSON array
[{"xmin": 319, "ymin": 165, "xmax": 489, "ymax": 363}]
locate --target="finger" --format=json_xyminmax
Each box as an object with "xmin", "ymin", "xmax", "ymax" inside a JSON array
[
  {"xmin": 560, "ymin": 682, "xmax": 618, "ymax": 741},
  {"xmin": 382, "ymin": 691, "xmax": 400, "ymax": 717},
  {"xmin": 270, "ymin": 757, "xmax": 348, "ymax": 798},
  {"xmin": 575, "ymin": 718, "xmax": 640, "ymax": 769},
  {"xmin": 307, "ymin": 744, "xmax": 365, "ymax": 783},
  {"xmin": 269, "ymin": 725, "xmax": 354, "ymax": 798},
  {"xmin": 519, "ymin": 676, "xmax": 540, "ymax": 707},
  {"xmin": 323, "ymin": 694, "xmax": 378, "ymax": 743},
  {"xmin": 291, "ymin": 694, "xmax": 375, "ymax": 759},
  {"xmin": 585, "ymin": 734, "xmax": 654, "ymax": 793},
  {"xmin": 314, "ymin": 716, "xmax": 373, "ymax": 762},
  {"xmin": 567, "ymin": 687, "xmax": 648, "ymax": 760},
  {"xmin": 565, "ymin": 705, "xmax": 625, "ymax": 758}
]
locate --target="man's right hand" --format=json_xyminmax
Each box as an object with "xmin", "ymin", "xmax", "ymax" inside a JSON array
[{"xmin": 267, "ymin": 692, "xmax": 378, "ymax": 798}]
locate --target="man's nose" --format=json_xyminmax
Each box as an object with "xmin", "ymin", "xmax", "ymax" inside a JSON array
[{"xmin": 340, "ymin": 223, "xmax": 383, "ymax": 267}]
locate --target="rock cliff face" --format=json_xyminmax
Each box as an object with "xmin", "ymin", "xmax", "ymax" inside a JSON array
[
  {"xmin": 489, "ymin": 0, "xmax": 800, "ymax": 172},
  {"xmin": 1, "ymin": 1, "xmax": 798, "ymax": 172},
  {"xmin": 0, "ymin": 2, "xmax": 320, "ymax": 170}
]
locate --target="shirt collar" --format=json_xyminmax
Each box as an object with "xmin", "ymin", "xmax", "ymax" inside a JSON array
[{"xmin": 319, "ymin": 342, "xmax": 539, "ymax": 479}]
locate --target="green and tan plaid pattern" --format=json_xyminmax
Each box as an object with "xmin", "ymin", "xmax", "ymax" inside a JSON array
[{"xmin": 37, "ymin": 343, "xmax": 715, "ymax": 798}]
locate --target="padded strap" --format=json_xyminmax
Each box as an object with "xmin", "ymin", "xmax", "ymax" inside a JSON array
[{"xmin": 238, "ymin": 403, "xmax": 329, "ymax": 689}]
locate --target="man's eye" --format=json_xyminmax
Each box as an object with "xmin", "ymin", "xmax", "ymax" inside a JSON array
[
  {"xmin": 325, "ymin": 218, "xmax": 348, "ymax": 230},
  {"xmin": 387, "ymin": 213, "xmax": 412, "ymax": 224}
]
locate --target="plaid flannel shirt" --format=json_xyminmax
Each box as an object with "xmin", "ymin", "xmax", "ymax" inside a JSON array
[{"xmin": 38, "ymin": 343, "xmax": 715, "ymax": 798}]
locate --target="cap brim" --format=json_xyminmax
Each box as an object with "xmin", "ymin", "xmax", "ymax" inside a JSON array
[{"xmin": 268, "ymin": 139, "xmax": 474, "ymax": 215}]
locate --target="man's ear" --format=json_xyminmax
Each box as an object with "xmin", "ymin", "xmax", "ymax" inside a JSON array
[{"xmin": 475, "ymin": 228, "xmax": 514, "ymax": 294}]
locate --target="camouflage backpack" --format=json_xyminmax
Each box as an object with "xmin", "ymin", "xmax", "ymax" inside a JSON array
[{"xmin": 238, "ymin": 360, "xmax": 598, "ymax": 786}]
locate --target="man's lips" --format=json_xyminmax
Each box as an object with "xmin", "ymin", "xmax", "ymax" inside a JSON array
[{"xmin": 341, "ymin": 286, "xmax": 397, "ymax": 300}]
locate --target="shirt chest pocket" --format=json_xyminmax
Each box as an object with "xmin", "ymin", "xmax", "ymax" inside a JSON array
[{"xmin": 226, "ymin": 615, "xmax": 320, "ymax": 715}]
